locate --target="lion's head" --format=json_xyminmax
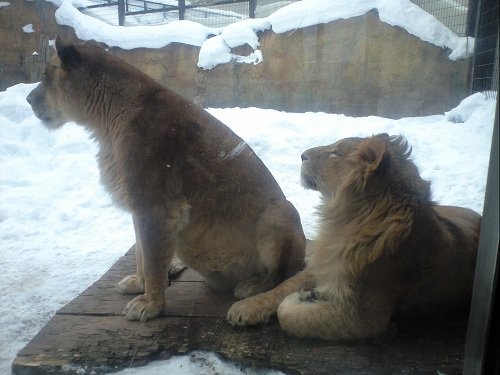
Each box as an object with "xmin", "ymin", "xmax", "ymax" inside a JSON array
[
  {"xmin": 301, "ymin": 137, "xmax": 363, "ymax": 198},
  {"xmin": 301, "ymin": 134, "xmax": 431, "ymax": 203}
]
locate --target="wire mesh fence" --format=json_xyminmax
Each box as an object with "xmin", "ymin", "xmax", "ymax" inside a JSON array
[
  {"xmin": 407, "ymin": 0, "xmax": 498, "ymax": 98},
  {"xmin": 410, "ymin": 0, "xmax": 472, "ymax": 36},
  {"xmin": 470, "ymin": 0, "xmax": 499, "ymax": 99}
]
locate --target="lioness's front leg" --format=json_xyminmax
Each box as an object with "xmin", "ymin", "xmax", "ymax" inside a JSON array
[
  {"xmin": 117, "ymin": 216, "xmax": 145, "ymax": 295},
  {"xmin": 123, "ymin": 212, "xmax": 174, "ymax": 322}
]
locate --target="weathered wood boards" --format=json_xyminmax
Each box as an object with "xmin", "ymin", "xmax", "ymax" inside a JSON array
[{"xmin": 13, "ymin": 246, "xmax": 469, "ymax": 375}]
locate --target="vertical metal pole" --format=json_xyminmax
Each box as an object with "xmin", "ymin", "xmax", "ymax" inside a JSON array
[
  {"xmin": 469, "ymin": 0, "xmax": 482, "ymax": 93},
  {"xmin": 249, "ymin": 0, "xmax": 257, "ymax": 18},
  {"xmin": 463, "ymin": 98, "xmax": 500, "ymax": 374},
  {"xmin": 179, "ymin": 0, "xmax": 185, "ymax": 20},
  {"xmin": 466, "ymin": 0, "xmax": 479, "ymax": 37},
  {"xmin": 118, "ymin": 0, "xmax": 125, "ymax": 26}
]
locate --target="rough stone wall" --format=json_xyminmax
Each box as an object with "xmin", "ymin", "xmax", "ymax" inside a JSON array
[
  {"xmin": 189, "ymin": 11, "xmax": 470, "ymax": 117},
  {"xmin": 0, "ymin": 0, "xmax": 58, "ymax": 90},
  {"xmin": 1, "ymin": 3, "xmax": 470, "ymax": 118}
]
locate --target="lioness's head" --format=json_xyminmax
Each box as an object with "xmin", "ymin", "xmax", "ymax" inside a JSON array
[
  {"xmin": 301, "ymin": 134, "xmax": 431, "ymax": 201},
  {"xmin": 26, "ymin": 37, "xmax": 121, "ymax": 130},
  {"xmin": 26, "ymin": 37, "xmax": 79, "ymax": 128}
]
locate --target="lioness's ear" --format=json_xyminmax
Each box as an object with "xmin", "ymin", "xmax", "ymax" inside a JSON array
[
  {"xmin": 55, "ymin": 35, "xmax": 81, "ymax": 70},
  {"xmin": 357, "ymin": 134, "xmax": 389, "ymax": 175}
]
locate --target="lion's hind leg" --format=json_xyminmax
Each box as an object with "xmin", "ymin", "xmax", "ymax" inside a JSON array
[
  {"xmin": 234, "ymin": 201, "xmax": 305, "ymax": 300},
  {"xmin": 277, "ymin": 291, "xmax": 391, "ymax": 340}
]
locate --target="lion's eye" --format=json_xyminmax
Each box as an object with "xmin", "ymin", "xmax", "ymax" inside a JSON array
[{"xmin": 329, "ymin": 149, "xmax": 339, "ymax": 157}]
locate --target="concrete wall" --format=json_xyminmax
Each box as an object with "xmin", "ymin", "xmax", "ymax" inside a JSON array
[
  {"xmin": 1, "ymin": 3, "xmax": 471, "ymax": 118},
  {"xmin": 0, "ymin": 0, "xmax": 58, "ymax": 90}
]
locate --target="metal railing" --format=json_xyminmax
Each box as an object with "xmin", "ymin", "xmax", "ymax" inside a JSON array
[{"xmin": 84, "ymin": 0, "xmax": 257, "ymax": 26}]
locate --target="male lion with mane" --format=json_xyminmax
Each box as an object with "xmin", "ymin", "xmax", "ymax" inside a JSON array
[
  {"xmin": 228, "ymin": 134, "xmax": 480, "ymax": 340},
  {"xmin": 27, "ymin": 37, "xmax": 305, "ymax": 322}
]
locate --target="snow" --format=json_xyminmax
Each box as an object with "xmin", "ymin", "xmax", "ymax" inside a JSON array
[
  {"xmin": 50, "ymin": 0, "xmax": 474, "ymax": 70},
  {"xmin": 0, "ymin": 82, "xmax": 495, "ymax": 374},
  {"xmin": 0, "ymin": 2, "xmax": 10, "ymax": 9},
  {"xmin": 54, "ymin": 1, "xmax": 217, "ymax": 49},
  {"xmin": 0, "ymin": 0, "xmax": 495, "ymax": 373},
  {"xmin": 22, "ymin": 23, "xmax": 35, "ymax": 33},
  {"xmin": 445, "ymin": 91, "xmax": 495, "ymax": 123}
]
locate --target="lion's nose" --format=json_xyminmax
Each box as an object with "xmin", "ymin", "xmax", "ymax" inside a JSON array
[{"xmin": 301, "ymin": 153, "xmax": 308, "ymax": 162}]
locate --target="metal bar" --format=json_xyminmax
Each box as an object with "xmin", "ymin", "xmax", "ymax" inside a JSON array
[
  {"xmin": 249, "ymin": 0, "xmax": 256, "ymax": 18},
  {"xmin": 121, "ymin": 1, "xmax": 248, "ymax": 17},
  {"xmin": 179, "ymin": 0, "xmax": 185, "ymax": 20},
  {"xmin": 469, "ymin": 0, "xmax": 482, "ymax": 93},
  {"xmin": 123, "ymin": 6, "xmax": 180, "ymax": 16},
  {"xmin": 85, "ymin": 2, "xmax": 119, "ymax": 10},
  {"xmin": 110, "ymin": 0, "xmax": 251, "ymax": 19},
  {"xmin": 118, "ymin": 0, "xmax": 125, "ymax": 25}
]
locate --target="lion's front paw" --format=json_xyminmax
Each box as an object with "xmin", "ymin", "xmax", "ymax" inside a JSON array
[
  {"xmin": 298, "ymin": 288, "xmax": 320, "ymax": 302},
  {"xmin": 123, "ymin": 294, "xmax": 163, "ymax": 322},
  {"xmin": 227, "ymin": 299, "xmax": 275, "ymax": 327},
  {"xmin": 117, "ymin": 274, "xmax": 145, "ymax": 295}
]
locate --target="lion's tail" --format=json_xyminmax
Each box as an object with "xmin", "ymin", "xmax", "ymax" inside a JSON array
[{"xmin": 277, "ymin": 292, "xmax": 391, "ymax": 340}]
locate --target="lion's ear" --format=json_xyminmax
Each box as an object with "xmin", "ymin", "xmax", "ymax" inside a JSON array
[
  {"xmin": 55, "ymin": 35, "xmax": 81, "ymax": 70},
  {"xmin": 357, "ymin": 134, "xmax": 389, "ymax": 176}
]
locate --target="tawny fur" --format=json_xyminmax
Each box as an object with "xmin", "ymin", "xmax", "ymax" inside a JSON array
[
  {"xmin": 227, "ymin": 134, "xmax": 480, "ymax": 340},
  {"xmin": 27, "ymin": 37, "xmax": 305, "ymax": 322}
]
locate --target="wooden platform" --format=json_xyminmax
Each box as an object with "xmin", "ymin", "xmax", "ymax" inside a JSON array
[{"xmin": 13, "ymin": 245, "xmax": 470, "ymax": 375}]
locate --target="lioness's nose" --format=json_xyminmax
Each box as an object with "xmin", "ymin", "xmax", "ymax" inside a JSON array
[
  {"xmin": 26, "ymin": 93, "xmax": 32, "ymax": 104},
  {"xmin": 301, "ymin": 152, "xmax": 308, "ymax": 161}
]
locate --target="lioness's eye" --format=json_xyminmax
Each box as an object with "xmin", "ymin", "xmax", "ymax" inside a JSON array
[{"xmin": 329, "ymin": 149, "xmax": 339, "ymax": 157}]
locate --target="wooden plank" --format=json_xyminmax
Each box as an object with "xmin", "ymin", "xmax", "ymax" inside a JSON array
[
  {"xmin": 13, "ymin": 244, "xmax": 470, "ymax": 375},
  {"xmin": 58, "ymin": 246, "xmax": 229, "ymax": 317},
  {"xmin": 13, "ymin": 314, "xmax": 467, "ymax": 375},
  {"xmin": 59, "ymin": 281, "xmax": 235, "ymax": 317}
]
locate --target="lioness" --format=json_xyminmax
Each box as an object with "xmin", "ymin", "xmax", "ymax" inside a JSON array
[
  {"xmin": 227, "ymin": 134, "xmax": 480, "ymax": 340},
  {"xmin": 27, "ymin": 37, "xmax": 305, "ymax": 322}
]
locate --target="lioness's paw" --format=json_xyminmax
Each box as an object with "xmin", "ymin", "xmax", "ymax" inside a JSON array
[
  {"xmin": 227, "ymin": 299, "xmax": 274, "ymax": 327},
  {"xmin": 117, "ymin": 274, "xmax": 145, "ymax": 295},
  {"xmin": 123, "ymin": 295, "xmax": 163, "ymax": 322}
]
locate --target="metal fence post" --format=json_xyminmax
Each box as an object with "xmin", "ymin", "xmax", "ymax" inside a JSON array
[
  {"xmin": 179, "ymin": 0, "xmax": 185, "ymax": 20},
  {"xmin": 249, "ymin": 0, "xmax": 257, "ymax": 18},
  {"xmin": 118, "ymin": 0, "xmax": 125, "ymax": 26}
]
